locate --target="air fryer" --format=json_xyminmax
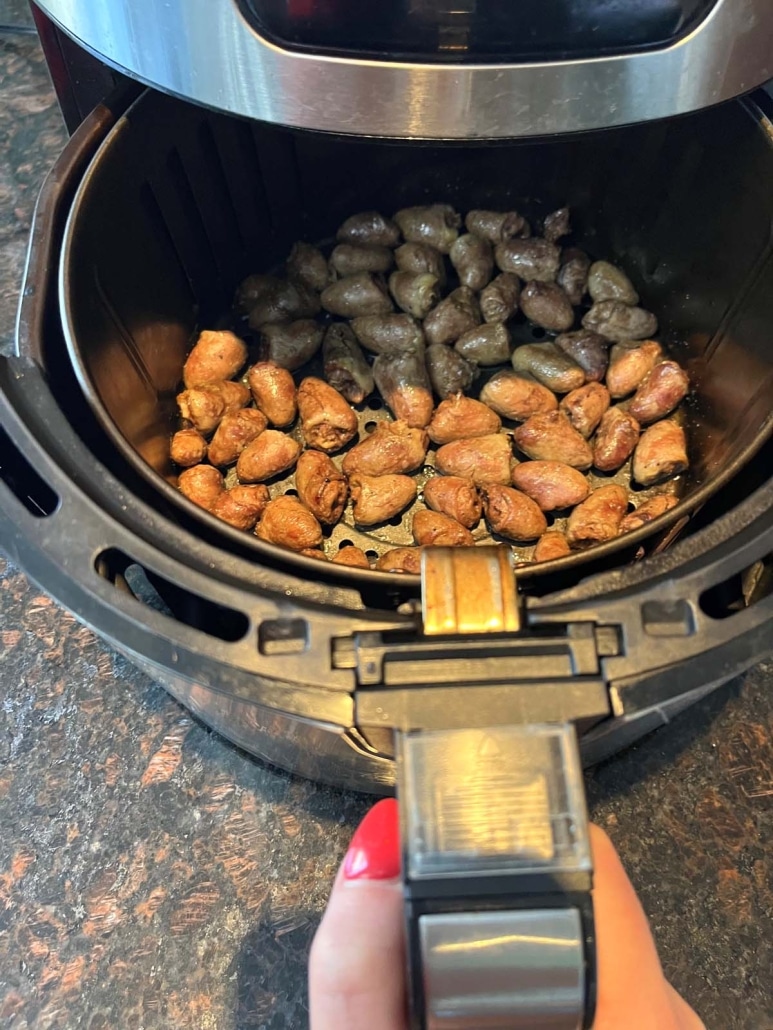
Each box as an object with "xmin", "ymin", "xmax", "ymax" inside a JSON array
[{"xmin": 2, "ymin": 4, "xmax": 773, "ymax": 1027}]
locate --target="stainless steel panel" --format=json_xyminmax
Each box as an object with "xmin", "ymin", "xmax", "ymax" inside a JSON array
[
  {"xmin": 420, "ymin": 909, "xmax": 584, "ymax": 1029},
  {"xmin": 33, "ymin": 0, "xmax": 773, "ymax": 139}
]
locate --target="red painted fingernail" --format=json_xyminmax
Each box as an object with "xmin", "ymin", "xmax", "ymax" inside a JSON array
[{"xmin": 343, "ymin": 798, "xmax": 401, "ymax": 881}]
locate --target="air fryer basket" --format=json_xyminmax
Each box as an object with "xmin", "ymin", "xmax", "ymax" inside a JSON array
[
  {"xmin": 3, "ymin": 87, "xmax": 773, "ymax": 789},
  {"xmin": 59, "ymin": 90, "xmax": 773, "ymax": 582}
]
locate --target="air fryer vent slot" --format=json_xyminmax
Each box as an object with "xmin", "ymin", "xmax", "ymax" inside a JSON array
[
  {"xmin": 699, "ymin": 554, "xmax": 773, "ymax": 619},
  {"xmin": 0, "ymin": 426, "xmax": 59, "ymax": 517},
  {"xmin": 95, "ymin": 547, "xmax": 249, "ymax": 642}
]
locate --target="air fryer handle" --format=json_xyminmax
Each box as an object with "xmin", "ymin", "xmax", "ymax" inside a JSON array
[{"xmin": 397, "ymin": 724, "xmax": 597, "ymax": 1030}]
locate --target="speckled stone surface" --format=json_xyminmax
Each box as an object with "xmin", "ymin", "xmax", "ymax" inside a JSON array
[
  {"xmin": 1, "ymin": 28, "xmax": 773, "ymax": 1030},
  {"xmin": 0, "ymin": 1, "xmax": 34, "ymax": 29},
  {"xmin": 0, "ymin": 31, "xmax": 64, "ymax": 359}
]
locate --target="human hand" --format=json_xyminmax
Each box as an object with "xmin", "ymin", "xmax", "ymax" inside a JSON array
[{"xmin": 309, "ymin": 799, "xmax": 705, "ymax": 1030}]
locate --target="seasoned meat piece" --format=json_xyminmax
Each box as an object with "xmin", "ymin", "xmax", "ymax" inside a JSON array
[
  {"xmin": 455, "ymin": 323, "xmax": 511, "ymax": 366},
  {"xmin": 177, "ymin": 381, "xmax": 250, "ymax": 435},
  {"xmin": 376, "ymin": 547, "xmax": 423, "ymax": 574},
  {"xmin": 560, "ymin": 382, "xmax": 611, "ymax": 438},
  {"xmin": 333, "ymin": 545, "xmax": 371, "ymax": 568},
  {"xmin": 297, "ymin": 376, "xmax": 359, "ymax": 452},
  {"xmin": 620, "ymin": 493, "xmax": 679, "ymax": 533},
  {"xmin": 413, "ymin": 510, "xmax": 475, "ymax": 547},
  {"xmin": 511, "ymin": 461, "xmax": 590, "ymax": 511},
  {"xmin": 177, "ymin": 387, "xmax": 225, "ymax": 434},
  {"xmin": 236, "ymin": 429, "xmax": 301, "ymax": 482},
  {"xmin": 183, "ymin": 330, "xmax": 247, "ymax": 388},
  {"xmin": 606, "ymin": 340, "xmax": 663, "ymax": 398},
  {"xmin": 337, "ymin": 210, "xmax": 400, "ymax": 248},
  {"xmin": 423, "ymin": 476, "xmax": 482, "ymax": 529},
  {"xmin": 286, "ymin": 241, "xmax": 330, "ymax": 292},
  {"xmin": 170, "ymin": 428, "xmax": 207, "ymax": 467},
  {"xmin": 388, "ymin": 271, "xmax": 441, "ymax": 319},
  {"xmin": 210, "ymin": 484, "xmax": 270, "ymax": 530},
  {"xmin": 247, "ymin": 279, "xmax": 320, "ymax": 328},
  {"xmin": 534, "ymin": 530, "xmax": 571, "ymax": 562},
  {"xmin": 259, "ymin": 319, "xmax": 324, "ymax": 371},
  {"xmin": 435, "ymin": 434, "xmax": 512, "ymax": 486},
  {"xmin": 633, "ymin": 420, "xmax": 689, "ymax": 487},
  {"xmin": 394, "ymin": 204, "xmax": 461, "ymax": 254},
  {"xmin": 593, "ymin": 407, "xmax": 641, "ymax": 472},
  {"xmin": 567, "ymin": 485, "xmax": 628, "ymax": 548},
  {"xmin": 543, "ymin": 207, "xmax": 570, "ymax": 244},
  {"xmin": 256, "ymin": 496, "xmax": 323, "ymax": 551},
  {"xmin": 248, "ymin": 361, "xmax": 297, "ymax": 427},
  {"xmin": 301, "ymin": 549, "xmax": 328, "ymax": 561},
  {"xmin": 479, "ymin": 371, "xmax": 558, "ymax": 422},
  {"xmin": 342, "ymin": 420, "xmax": 428, "ymax": 477},
  {"xmin": 209, "ymin": 381, "xmax": 251, "ymax": 411},
  {"xmin": 513, "ymin": 411, "xmax": 593, "ymax": 469},
  {"xmin": 235, "ymin": 273, "xmax": 282, "ymax": 316},
  {"xmin": 208, "ymin": 408, "xmax": 268, "ymax": 466},
  {"xmin": 520, "ymin": 281, "xmax": 575, "ymax": 333},
  {"xmin": 350, "ymin": 473, "xmax": 417, "ymax": 525},
  {"xmin": 582, "ymin": 301, "xmax": 658, "ymax": 342},
  {"xmin": 465, "ymin": 209, "xmax": 528, "ymax": 243},
  {"xmin": 482, "ymin": 485, "xmax": 547, "ymax": 542},
  {"xmin": 321, "ymin": 273, "xmax": 393, "ymax": 318},
  {"xmin": 322, "ymin": 323, "xmax": 374, "ymax": 405},
  {"xmin": 426, "ymin": 344, "xmax": 477, "ymax": 399},
  {"xmin": 449, "ymin": 234, "xmax": 494, "ymax": 291},
  {"xmin": 557, "ymin": 248, "xmax": 590, "ymax": 306},
  {"xmin": 428, "ymin": 395, "xmax": 501, "ymax": 445},
  {"xmin": 329, "ymin": 243, "xmax": 394, "ymax": 277},
  {"xmin": 628, "ymin": 361, "xmax": 690, "ymax": 424},
  {"xmin": 373, "ymin": 351, "xmax": 434, "ymax": 428},
  {"xmin": 351, "ymin": 314, "xmax": 425, "ymax": 356},
  {"xmin": 494, "ymin": 238, "xmax": 560, "ymax": 282},
  {"xmin": 395, "ymin": 241, "xmax": 447, "ymax": 287},
  {"xmin": 295, "ymin": 450, "xmax": 348, "ymax": 524},
  {"xmin": 511, "ymin": 342, "xmax": 586, "ymax": 394},
  {"xmin": 178, "ymin": 465, "xmax": 224, "ymax": 509},
  {"xmin": 480, "ymin": 273, "xmax": 521, "ymax": 324},
  {"xmin": 555, "ymin": 330, "xmax": 610, "ymax": 383},
  {"xmin": 587, "ymin": 260, "xmax": 639, "ymax": 305},
  {"xmin": 424, "ymin": 287, "xmax": 481, "ymax": 347}
]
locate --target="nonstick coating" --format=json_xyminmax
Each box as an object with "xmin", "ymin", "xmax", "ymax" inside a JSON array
[{"xmin": 59, "ymin": 90, "xmax": 773, "ymax": 583}]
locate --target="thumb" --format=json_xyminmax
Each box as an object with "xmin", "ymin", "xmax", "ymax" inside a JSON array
[{"xmin": 309, "ymin": 799, "xmax": 406, "ymax": 1030}]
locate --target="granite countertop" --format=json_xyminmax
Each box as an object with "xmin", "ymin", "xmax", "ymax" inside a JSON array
[{"xmin": 1, "ymin": 27, "xmax": 773, "ymax": 1030}]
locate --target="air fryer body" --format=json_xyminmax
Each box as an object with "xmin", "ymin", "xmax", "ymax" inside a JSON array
[
  {"xmin": 1, "ymin": 77, "xmax": 771, "ymax": 791},
  {"xmin": 30, "ymin": 0, "xmax": 773, "ymax": 139},
  {"xmin": 0, "ymin": 3, "xmax": 769, "ymax": 798}
]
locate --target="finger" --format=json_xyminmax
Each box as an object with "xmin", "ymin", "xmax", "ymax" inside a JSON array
[
  {"xmin": 309, "ymin": 799, "xmax": 406, "ymax": 1030},
  {"xmin": 591, "ymin": 824, "xmax": 705, "ymax": 1030}
]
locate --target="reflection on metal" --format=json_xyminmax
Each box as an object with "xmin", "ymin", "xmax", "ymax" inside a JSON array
[
  {"xmin": 421, "ymin": 546, "xmax": 520, "ymax": 636},
  {"xmin": 33, "ymin": 0, "xmax": 773, "ymax": 139},
  {"xmin": 420, "ymin": 909, "xmax": 584, "ymax": 1029}
]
